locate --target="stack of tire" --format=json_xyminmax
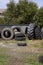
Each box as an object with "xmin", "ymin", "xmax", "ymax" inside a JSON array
[
  {"xmin": 15, "ymin": 32, "xmax": 27, "ymax": 46},
  {"xmin": 15, "ymin": 32, "xmax": 26, "ymax": 41}
]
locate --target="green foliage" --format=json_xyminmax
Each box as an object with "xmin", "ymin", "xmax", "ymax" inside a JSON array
[
  {"xmin": 27, "ymin": 2, "xmax": 38, "ymax": 23},
  {"xmin": 14, "ymin": 1, "xmax": 38, "ymax": 24},
  {"xmin": 2, "ymin": 0, "xmax": 43, "ymax": 26},
  {"xmin": 4, "ymin": 0, "xmax": 15, "ymax": 24},
  {"xmin": 0, "ymin": 18, "xmax": 5, "ymax": 24},
  {"xmin": 34, "ymin": 7, "xmax": 43, "ymax": 26},
  {"xmin": 3, "ymin": 0, "xmax": 38, "ymax": 25}
]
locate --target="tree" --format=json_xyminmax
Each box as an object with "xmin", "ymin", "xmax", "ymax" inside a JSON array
[
  {"xmin": 15, "ymin": 1, "xmax": 38, "ymax": 24},
  {"xmin": 34, "ymin": 7, "xmax": 43, "ymax": 27},
  {"xmin": 0, "ymin": 18, "xmax": 5, "ymax": 24},
  {"xmin": 4, "ymin": 0, "xmax": 38, "ymax": 25},
  {"xmin": 14, "ymin": 0, "xmax": 28, "ymax": 24},
  {"xmin": 27, "ymin": 2, "xmax": 38, "ymax": 23},
  {"xmin": 4, "ymin": 0, "xmax": 15, "ymax": 25}
]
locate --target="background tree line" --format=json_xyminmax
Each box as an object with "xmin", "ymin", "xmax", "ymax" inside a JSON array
[{"xmin": 0, "ymin": 0, "xmax": 43, "ymax": 27}]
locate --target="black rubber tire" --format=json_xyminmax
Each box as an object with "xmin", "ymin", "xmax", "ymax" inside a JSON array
[
  {"xmin": 1, "ymin": 28, "xmax": 13, "ymax": 40},
  {"xmin": 17, "ymin": 42, "xmax": 27, "ymax": 46},
  {"xmin": 39, "ymin": 56, "xmax": 43, "ymax": 64},
  {"xmin": 27, "ymin": 23, "xmax": 36, "ymax": 40},
  {"xmin": 41, "ymin": 28, "xmax": 43, "ymax": 39},
  {"xmin": 15, "ymin": 32, "xmax": 26, "ymax": 41},
  {"xmin": 35, "ymin": 27, "xmax": 41, "ymax": 39}
]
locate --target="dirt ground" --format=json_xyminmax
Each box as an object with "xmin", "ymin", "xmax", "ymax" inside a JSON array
[{"xmin": 0, "ymin": 40, "xmax": 43, "ymax": 65}]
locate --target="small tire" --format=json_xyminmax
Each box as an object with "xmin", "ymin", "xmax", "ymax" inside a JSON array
[
  {"xmin": 1, "ymin": 28, "xmax": 13, "ymax": 40},
  {"xmin": 17, "ymin": 42, "xmax": 27, "ymax": 46},
  {"xmin": 35, "ymin": 27, "xmax": 41, "ymax": 39}
]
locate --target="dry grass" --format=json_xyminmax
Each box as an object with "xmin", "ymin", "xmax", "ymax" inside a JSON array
[{"xmin": 0, "ymin": 39, "xmax": 43, "ymax": 65}]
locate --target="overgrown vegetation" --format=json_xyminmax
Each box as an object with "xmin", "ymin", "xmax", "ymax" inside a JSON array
[{"xmin": 0, "ymin": 0, "xmax": 43, "ymax": 26}]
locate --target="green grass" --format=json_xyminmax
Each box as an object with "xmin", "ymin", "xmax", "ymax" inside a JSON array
[
  {"xmin": 0, "ymin": 48, "xmax": 10, "ymax": 65},
  {"xmin": 22, "ymin": 54, "xmax": 43, "ymax": 65},
  {"xmin": 0, "ymin": 55, "xmax": 10, "ymax": 65},
  {"xmin": 0, "ymin": 40, "xmax": 43, "ymax": 65}
]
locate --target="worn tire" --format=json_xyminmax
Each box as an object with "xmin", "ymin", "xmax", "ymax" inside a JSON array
[
  {"xmin": 35, "ymin": 27, "xmax": 41, "ymax": 39},
  {"xmin": 27, "ymin": 23, "xmax": 36, "ymax": 40},
  {"xmin": 41, "ymin": 28, "xmax": 43, "ymax": 39},
  {"xmin": 17, "ymin": 41, "xmax": 27, "ymax": 46},
  {"xmin": 1, "ymin": 28, "xmax": 13, "ymax": 40},
  {"xmin": 15, "ymin": 32, "xmax": 26, "ymax": 41}
]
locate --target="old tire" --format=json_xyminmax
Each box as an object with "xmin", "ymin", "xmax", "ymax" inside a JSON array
[
  {"xmin": 1, "ymin": 28, "xmax": 13, "ymax": 40},
  {"xmin": 35, "ymin": 27, "xmax": 41, "ymax": 39},
  {"xmin": 27, "ymin": 23, "xmax": 36, "ymax": 40},
  {"xmin": 17, "ymin": 41, "xmax": 27, "ymax": 46},
  {"xmin": 15, "ymin": 32, "xmax": 26, "ymax": 41},
  {"xmin": 41, "ymin": 28, "xmax": 43, "ymax": 39}
]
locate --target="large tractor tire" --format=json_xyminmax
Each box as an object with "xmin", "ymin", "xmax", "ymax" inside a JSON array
[
  {"xmin": 27, "ymin": 23, "xmax": 36, "ymax": 40},
  {"xmin": 15, "ymin": 32, "xmax": 26, "ymax": 41},
  {"xmin": 41, "ymin": 28, "xmax": 43, "ymax": 39},
  {"xmin": 35, "ymin": 27, "xmax": 41, "ymax": 39},
  {"xmin": 1, "ymin": 28, "xmax": 13, "ymax": 40}
]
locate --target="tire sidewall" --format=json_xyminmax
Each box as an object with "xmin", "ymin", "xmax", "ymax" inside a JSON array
[{"xmin": 1, "ymin": 28, "xmax": 13, "ymax": 40}]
